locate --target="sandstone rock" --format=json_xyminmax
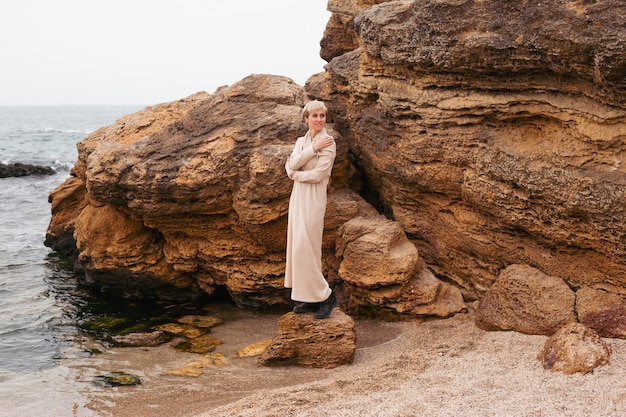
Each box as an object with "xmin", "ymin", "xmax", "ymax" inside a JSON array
[
  {"xmin": 324, "ymin": 189, "xmax": 379, "ymax": 243},
  {"xmin": 474, "ymin": 264, "xmax": 576, "ymax": 335},
  {"xmin": 336, "ymin": 215, "xmax": 466, "ymax": 319},
  {"xmin": 321, "ymin": 0, "xmax": 390, "ymax": 61},
  {"xmin": 236, "ymin": 339, "xmax": 273, "ymax": 358},
  {"xmin": 44, "ymin": 0, "xmax": 626, "ymax": 330},
  {"xmin": 177, "ymin": 315, "xmax": 224, "ymax": 330},
  {"xmin": 163, "ymin": 353, "xmax": 230, "ymax": 377},
  {"xmin": 259, "ymin": 310, "xmax": 356, "ymax": 368},
  {"xmin": 173, "ymin": 335, "xmax": 223, "ymax": 354},
  {"xmin": 538, "ymin": 322, "xmax": 611, "ymax": 375},
  {"xmin": 46, "ymin": 75, "xmax": 356, "ymax": 308},
  {"xmin": 154, "ymin": 323, "xmax": 204, "ymax": 339},
  {"xmin": 322, "ymin": 0, "xmax": 626, "ymax": 302},
  {"xmin": 338, "ymin": 215, "xmax": 419, "ymax": 287},
  {"xmin": 351, "ymin": 0, "xmax": 626, "ymax": 104},
  {"xmin": 576, "ymin": 287, "xmax": 626, "ymax": 338},
  {"xmin": 399, "ymin": 272, "xmax": 466, "ymax": 319},
  {"xmin": 45, "ymin": 176, "xmax": 87, "ymax": 256}
]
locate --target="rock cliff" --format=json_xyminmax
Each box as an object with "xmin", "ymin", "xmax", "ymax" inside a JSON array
[
  {"xmin": 46, "ymin": 0, "xmax": 626, "ymax": 329},
  {"xmin": 320, "ymin": 0, "xmax": 626, "ymax": 297}
]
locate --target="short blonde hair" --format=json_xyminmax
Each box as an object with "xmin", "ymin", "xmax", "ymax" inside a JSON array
[{"xmin": 302, "ymin": 100, "xmax": 328, "ymax": 121}]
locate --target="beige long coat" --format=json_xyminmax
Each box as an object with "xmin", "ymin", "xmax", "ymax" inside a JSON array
[{"xmin": 284, "ymin": 128, "xmax": 336, "ymax": 303}]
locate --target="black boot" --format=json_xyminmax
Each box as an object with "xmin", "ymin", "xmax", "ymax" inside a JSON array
[
  {"xmin": 293, "ymin": 302, "xmax": 320, "ymax": 313},
  {"xmin": 314, "ymin": 291, "xmax": 338, "ymax": 319}
]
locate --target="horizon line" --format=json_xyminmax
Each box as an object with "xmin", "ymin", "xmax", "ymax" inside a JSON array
[{"xmin": 0, "ymin": 103, "xmax": 148, "ymax": 107}]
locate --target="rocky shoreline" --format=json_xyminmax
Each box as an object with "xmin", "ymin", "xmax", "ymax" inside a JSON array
[
  {"xmin": 40, "ymin": 0, "xmax": 626, "ymax": 413},
  {"xmin": 44, "ymin": 0, "xmax": 626, "ymax": 330},
  {"xmin": 72, "ymin": 311, "xmax": 626, "ymax": 417}
]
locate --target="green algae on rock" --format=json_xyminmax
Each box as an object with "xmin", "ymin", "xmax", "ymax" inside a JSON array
[{"xmin": 93, "ymin": 371, "xmax": 142, "ymax": 387}]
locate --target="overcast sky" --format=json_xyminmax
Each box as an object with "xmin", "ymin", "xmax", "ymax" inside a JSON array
[{"xmin": 0, "ymin": 1, "xmax": 331, "ymax": 106}]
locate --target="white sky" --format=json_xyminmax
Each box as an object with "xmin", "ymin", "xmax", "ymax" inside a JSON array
[{"xmin": 0, "ymin": 1, "xmax": 331, "ymax": 106}]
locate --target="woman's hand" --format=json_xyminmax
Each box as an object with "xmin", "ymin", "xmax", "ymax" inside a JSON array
[{"xmin": 313, "ymin": 135, "xmax": 334, "ymax": 152}]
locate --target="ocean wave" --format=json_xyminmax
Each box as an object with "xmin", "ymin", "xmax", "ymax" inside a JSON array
[
  {"xmin": 38, "ymin": 127, "xmax": 93, "ymax": 135},
  {"xmin": 51, "ymin": 160, "xmax": 74, "ymax": 172},
  {"xmin": 4, "ymin": 127, "xmax": 92, "ymax": 136}
]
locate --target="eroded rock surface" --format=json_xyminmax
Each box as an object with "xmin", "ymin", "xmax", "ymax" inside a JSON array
[
  {"xmin": 538, "ymin": 322, "xmax": 611, "ymax": 375},
  {"xmin": 258, "ymin": 310, "xmax": 356, "ymax": 368},
  {"xmin": 321, "ymin": 0, "xmax": 626, "ymax": 303},
  {"xmin": 336, "ymin": 215, "xmax": 465, "ymax": 319},
  {"xmin": 45, "ymin": 71, "xmax": 468, "ymax": 320},
  {"xmin": 47, "ymin": 77, "xmax": 355, "ymax": 308},
  {"xmin": 576, "ymin": 287, "xmax": 626, "ymax": 338},
  {"xmin": 474, "ymin": 264, "xmax": 576, "ymax": 335}
]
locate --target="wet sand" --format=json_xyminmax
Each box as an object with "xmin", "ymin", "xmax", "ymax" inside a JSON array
[{"xmin": 74, "ymin": 308, "xmax": 626, "ymax": 417}]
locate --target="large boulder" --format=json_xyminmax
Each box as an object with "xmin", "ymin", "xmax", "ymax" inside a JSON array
[
  {"xmin": 44, "ymin": 73, "xmax": 469, "ymax": 319},
  {"xmin": 336, "ymin": 215, "xmax": 465, "ymax": 319},
  {"xmin": 47, "ymin": 76, "xmax": 356, "ymax": 307},
  {"xmin": 321, "ymin": 0, "xmax": 626, "ymax": 302},
  {"xmin": 474, "ymin": 264, "xmax": 576, "ymax": 335}
]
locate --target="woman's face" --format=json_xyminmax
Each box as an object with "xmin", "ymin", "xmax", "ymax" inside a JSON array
[{"xmin": 305, "ymin": 109, "xmax": 326, "ymax": 137}]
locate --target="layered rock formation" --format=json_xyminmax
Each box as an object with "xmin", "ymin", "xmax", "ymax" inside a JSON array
[
  {"xmin": 47, "ymin": 80, "xmax": 345, "ymax": 305},
  {"xmin": 45, "ymin": 73, "xmax": 462, "ymax": 318},
  {"xmin": 320, "ymin": 0, "xmax": 626, "ymax": 300},
  {"xmin": 46, "ymin": 0, "xmax": 626, "ymax": 329}
]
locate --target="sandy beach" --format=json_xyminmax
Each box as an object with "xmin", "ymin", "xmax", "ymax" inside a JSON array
[{"xmin": 74, "ymin": 306, "xmax": 626, "ymax": 417}]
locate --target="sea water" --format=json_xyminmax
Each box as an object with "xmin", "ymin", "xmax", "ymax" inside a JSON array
[{"xmin": 0, "ymin": 105, "xmax": 143, "ymax": 416}]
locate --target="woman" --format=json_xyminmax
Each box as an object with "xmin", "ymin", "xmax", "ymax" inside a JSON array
[{"xmin": 284, "ymin": 100, "xmax": 337, "ymax": 319}]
